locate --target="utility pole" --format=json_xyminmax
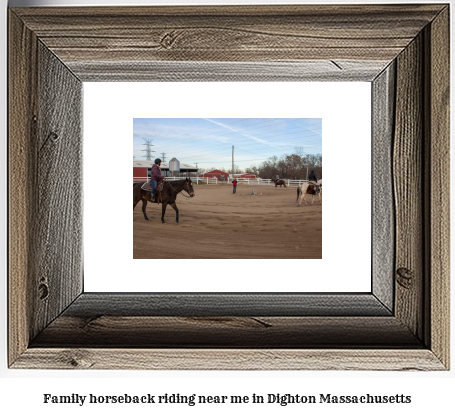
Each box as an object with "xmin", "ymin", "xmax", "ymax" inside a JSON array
[
  {"xmin": 161, "ymin": 152, "xmax": 166, "ymax": 162},
  {"xmin": 232, "ymin": 145, "xmax": 234, "ymax": 177},
  {"xmin": 141, "ymin": 138, "xmax": 155, "ymax": 161}
]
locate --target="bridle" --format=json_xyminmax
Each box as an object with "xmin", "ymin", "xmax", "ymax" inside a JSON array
[{"xmin": 165, "ymin": 179, "xmax": 193, "ymax": 198}]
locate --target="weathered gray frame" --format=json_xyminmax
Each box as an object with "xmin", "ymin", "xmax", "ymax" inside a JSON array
[{"xmin": 8, "ymin": 5, "xmax": 449, "ymax": 370}]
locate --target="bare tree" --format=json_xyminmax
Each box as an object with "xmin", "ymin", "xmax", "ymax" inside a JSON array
[
  {"xmin": 294, "ymin": 146, "xmax": 306, "ymax": 158},
  {"xmin": 249, "ymin": 152, "xmax": 322, "ymax": 180}
]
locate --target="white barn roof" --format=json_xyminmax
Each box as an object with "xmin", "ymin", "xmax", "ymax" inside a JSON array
[{"xmin": 133, "ymin": 161, "xmax": 197, "ymax": 170}]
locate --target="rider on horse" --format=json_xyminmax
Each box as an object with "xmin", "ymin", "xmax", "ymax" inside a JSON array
[
  {"xmin": 308, "ymin": 169, "xmax": 320, "ymax": 193},
  {"xmin": 150, "ymin": 158, "xmax": 165, "ymax": 201}
]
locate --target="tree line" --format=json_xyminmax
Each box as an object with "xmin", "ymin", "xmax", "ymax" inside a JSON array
[
  {"xmin": 198, "ymin": 150, "xmax": 322, "ymax": 180},
  {"xmin": 245, "ymin": 153, "xmax": 322, "ymax": 180}
]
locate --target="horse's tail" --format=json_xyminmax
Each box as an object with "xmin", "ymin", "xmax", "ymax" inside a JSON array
[{"xmin": 296, "ymin": 186, "xmax": 301, "ymax": 201}]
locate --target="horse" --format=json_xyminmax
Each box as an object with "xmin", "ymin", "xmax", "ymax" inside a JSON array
[
  {"xmin": 296, "ymin": 179, "xmax": 322, "ymax": 206},
  {"xmin": 133, "ymin": 178, "xmax": 195, "ymax": 223},
  {"xmin": 272, "ymin": 178, "xmax": 287, "ymax": 189}
]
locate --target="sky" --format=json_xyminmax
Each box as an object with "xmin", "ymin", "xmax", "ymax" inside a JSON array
[{"xmin": 133, "ymin": 118, "xmax": 322, "ymax": 171}]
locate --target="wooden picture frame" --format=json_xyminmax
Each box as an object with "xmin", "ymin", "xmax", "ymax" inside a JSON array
[{"xmin": 8, "ymin": 4, "xmax": 449, "ymax": 370}]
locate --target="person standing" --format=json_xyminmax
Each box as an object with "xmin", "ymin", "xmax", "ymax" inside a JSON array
[
  {"xmin": 232, "ymin": 178, "xmax": 238, "ymax": 194},
  {"xmin": 150, "ymin": 158, "xmax": 165, "ymax": 201}
]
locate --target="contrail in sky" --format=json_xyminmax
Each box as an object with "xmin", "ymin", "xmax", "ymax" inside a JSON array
[{"xmin": 203, "ymin": 118, "xmax": 276, "ymax": 146}]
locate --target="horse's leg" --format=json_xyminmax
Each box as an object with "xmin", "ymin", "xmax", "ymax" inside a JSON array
[
  {"xmin": 297, "ymin": 188, "xmax": 303, "ymax": 205},
  {"xmin": 133, "ymin": 186, "xmax": 139, "ymax": 210},
  {"xmin": 302, "ymin": 193, "xmax": 309, "ymax": 206},
  {"xmin": 170, "ymin": 202, "xmax": 179, "ymax": 223},
  {"xmin": 141, "ymin": 199, "xmax": 149, "ymax": 220},
  {"xmin": 161, "ymin": 202, "xmax": 168, "ymax": 223}
]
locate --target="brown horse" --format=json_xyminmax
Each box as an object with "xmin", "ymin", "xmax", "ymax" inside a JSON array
[
  {"xmin": 133, "ymin": 178, "xmax": 195, "ymax": 223},
  {"xmin": 272, "ymin": 178, "xmax": 287, "ymax": 189}
]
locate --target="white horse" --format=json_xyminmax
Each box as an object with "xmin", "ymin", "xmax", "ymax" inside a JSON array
[{"xmin": 296, "ymin": 179, "xmax": 322, "ymax": 206}]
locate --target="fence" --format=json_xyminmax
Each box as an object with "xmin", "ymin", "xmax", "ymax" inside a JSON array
[
  {"xmin": 133, "ymin": 177, "xmax": 309, "ymax": 187},
  {"xmin": 133, "ymin": 177, "xmax": 219, "ymax": 185},
  {"xmin": 228, "ymin": 178, "xmax": 309, "ymax": 187}
]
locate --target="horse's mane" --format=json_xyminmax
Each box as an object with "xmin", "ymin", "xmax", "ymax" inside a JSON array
[{"xmin": 167, "ymin": 178, "xmax": 191, "ymax": 183}]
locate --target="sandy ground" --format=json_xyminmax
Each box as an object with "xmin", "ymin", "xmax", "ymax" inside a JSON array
[{"xmin": 133, "ymin": 183, "xmax": 322, "ymax": 259}]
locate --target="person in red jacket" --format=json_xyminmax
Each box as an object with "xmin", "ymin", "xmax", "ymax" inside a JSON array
[
  {"xmin": 150, "ymin": 158, "xmax": 165, "ymax": 200},
  {"xmin": 232, "ymin": 178, "xmax": 238, "ymax": 194}
]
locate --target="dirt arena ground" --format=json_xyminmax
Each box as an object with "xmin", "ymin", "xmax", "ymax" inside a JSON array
[{"xmin": 133, "ymin": 183, "xmax": 322, "ymax": 259}]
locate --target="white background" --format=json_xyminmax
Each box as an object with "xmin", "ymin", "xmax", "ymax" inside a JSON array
[
  {"xmin": 1, "ymin": 0, "xmax": 454, "ymax": 414},
  {"xmin": 84, "ymin": 82, "xmax": 371, "ymax": 293}
]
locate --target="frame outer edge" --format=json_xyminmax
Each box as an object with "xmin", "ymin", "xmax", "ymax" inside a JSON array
[
  {"xmin": 428, "ymin": 6, "xmax": 450, "ymax": 369},
  {"xmin": 8, "ymin": 10, "xmax": 38, "ymax": 366},
  {"xmin": 7, "ymin": 4, "xmax": 450, "ymax": 370},
  {"xmin": 11, "ymin": 348, "xmax": 446, "ymax": 371}
]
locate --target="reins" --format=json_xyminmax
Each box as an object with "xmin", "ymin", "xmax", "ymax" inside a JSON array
[{"xmin": 165, "ymin": 180, "xmax": 193, "ymax": 198}]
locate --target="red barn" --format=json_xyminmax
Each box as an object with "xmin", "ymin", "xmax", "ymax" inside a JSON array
[
  {"xmin": 133, "ymin": 162, "xmax": 149, "ymax": 183},
  {"xmin": 232, "ymin": 173, "xmax": 257, "ymax": 179},
  {"xmin": 239, "ymin": 173, "xmax": 256, "ymax": 179},
  {"xmin": 199, "ymin": 169, "xmax": 230, "ymax": 181}
]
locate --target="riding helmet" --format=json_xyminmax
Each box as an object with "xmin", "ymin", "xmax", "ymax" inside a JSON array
[{"xmin": 154, "ymin": 158, "xmax": 162, "ymax": 164}]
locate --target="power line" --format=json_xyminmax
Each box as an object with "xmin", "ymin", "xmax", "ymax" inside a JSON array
[
  {"xmin": 141, "ymin": 138, "xmax": 155, "ymax": 161},
  {"xmin": 153, "ymin": 120, "xmax": 322, "ymax": 151},
  {"xmin": 143, "ymin": 127, "xmax": 322, "ymax": 161},
  {"xmin": 134, "ymin": 119, "xmax": 322, "ymax": 154},
  {"xmin": 133, "ymin": 119, "xmax": 323, "ymax": 165}
]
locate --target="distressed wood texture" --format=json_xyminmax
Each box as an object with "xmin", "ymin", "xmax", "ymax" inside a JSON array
[
  {"xmin": 9, "ymin": 13, "xmax": 84, "ymax": 366},
  {"xmin": 11, "ymin": 5, "xmax": 445, "ymax": 82},
  {"xmin": 33, "ymin": 43, "xmax": 83, "ymax": 338},
  {"xmin": 8, "ymin": 5, "xmax": 450, "ymax": 370},
  {"xmin": 69, "ymin": 61, "xmax": 388, "ymax": 82},
  {"xmin": 30, "ymin": 316, "xmax": 421, "ymax": 348},
  {"xmin": 393, "ymin": 35, "xmax": 425, "ymax": 340},
  {"xmin": 48, "ymin": 293, "xmax": 392, "ymax": 317},
  {"xmin": 372, "ymin": 63, "xmax": 395, "ymax": 312},
  {"xmin": 8, "ymin": 11, "xmax": 39, "ymax": 365},
  {"xmin": 14, "ymin": 349, "xmax": 445, "ymax": 371},
  {"xmin": 425, "ymin": 7, "xmax": 450, "ymax": 369}
]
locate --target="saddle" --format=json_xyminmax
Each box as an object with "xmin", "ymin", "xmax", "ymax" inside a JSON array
[
  {"xmin": 141, "ymin": 181, "xmax": 164, "ymax": 192},
  {"xmin": 308, "ymin": 181, "xmax": 320, "ymax": 194},
  {"xmin": 141, "ymin": 182, "xmax": 153, "ymax": 192},
  {"xmin": 141, "ymin": 181, "xmax": 165, "ymax": 203}
]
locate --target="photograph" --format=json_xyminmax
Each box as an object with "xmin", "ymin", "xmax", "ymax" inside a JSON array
[{"xmin": 133, "ymin": 118, "xmax": 322, "ymax": 259}]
